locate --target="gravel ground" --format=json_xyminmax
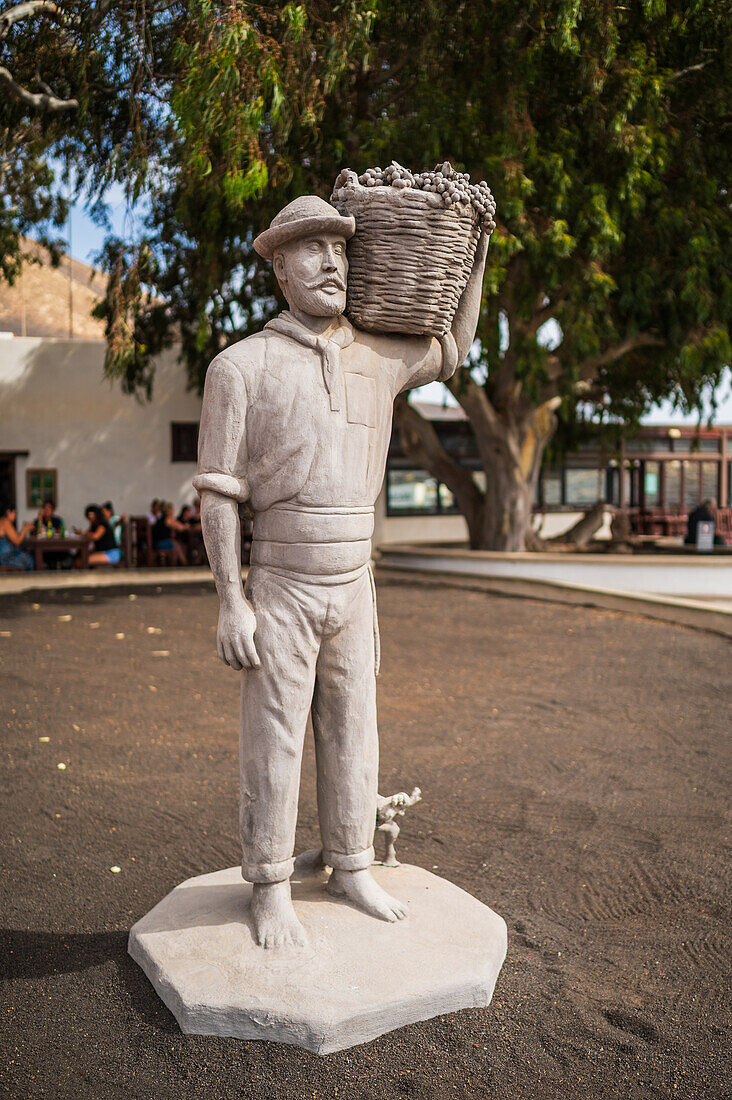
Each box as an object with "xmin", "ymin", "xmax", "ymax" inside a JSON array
[{"xmin": 0, "ymin": 575, "xmax": 730, "ymax": 1099}]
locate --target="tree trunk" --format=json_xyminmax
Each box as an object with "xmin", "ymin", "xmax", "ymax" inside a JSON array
[
  {"xmin": 549, "ymin": 501, "xmax": 605, "ymax": 547},
  {"xmin": 394, "ymin": 394, "xmax": 485, "ymax": 546},
  {"xmin": 470, "ymin": 402, "xmax": 555, "ymax": 550},
  {"xmin": 475, "ymin": 438, "xmax": 535, "ymax": 551},
  {"xmin": 396, "ymin": 385, "xmax": 558, "ymax": 552}
]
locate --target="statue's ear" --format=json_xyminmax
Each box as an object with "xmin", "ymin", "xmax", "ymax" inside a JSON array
[{"xmin": 273, "ymin": 253, "xmax": 286, "ymax": 285}]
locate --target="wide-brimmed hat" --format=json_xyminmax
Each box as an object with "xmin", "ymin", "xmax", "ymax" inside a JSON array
[{"xmin": 253, "ymin": 195, "xmax": 355, "ymax": 261}]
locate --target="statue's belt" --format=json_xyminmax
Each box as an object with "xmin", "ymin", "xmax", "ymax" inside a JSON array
[{"xmin": 251, "ymin": 504, "xmax": 374, "ymax": 577}]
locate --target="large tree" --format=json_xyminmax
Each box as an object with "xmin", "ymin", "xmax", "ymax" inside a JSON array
[
  {"xmin": 384, "ymin": 0, "xmax": 732, "ymax": 548},
  {"xmin": 2, "ymin": 1, "xmax": 731, "ymax": 547}
]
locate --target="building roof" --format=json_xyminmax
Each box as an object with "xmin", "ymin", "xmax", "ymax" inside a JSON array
[
  {"xmin": 410, "ymin": 399, "xmax": 466, "ymax": 421},
  {"xmin": 0, "ymin": 239, "xmax": 106, "ymax": 339}
]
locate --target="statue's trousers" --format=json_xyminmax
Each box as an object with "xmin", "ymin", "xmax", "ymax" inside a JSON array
[{"xmin": 239, "ymin": 564, "xmax": 378, "ymax": 883}]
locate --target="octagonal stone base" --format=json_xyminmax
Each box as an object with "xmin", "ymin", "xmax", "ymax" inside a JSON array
[{"xmin": 128, "ymin": 863, "xmax": 507, "ymax": 1054}]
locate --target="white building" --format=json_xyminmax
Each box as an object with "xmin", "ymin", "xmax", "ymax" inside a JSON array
[{"xmin": 1, "ymin": 336, "xmax": 202, "ymax": 526}]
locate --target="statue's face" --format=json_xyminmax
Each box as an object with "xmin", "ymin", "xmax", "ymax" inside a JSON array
[{"xmin": 275, "ymin": 233, "xmax": 348, "ymax": 317}]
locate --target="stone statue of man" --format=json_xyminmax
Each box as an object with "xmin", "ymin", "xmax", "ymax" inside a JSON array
[{"xmin": 194, "ymin": 193, "xmax": 488, "ymax": 948}]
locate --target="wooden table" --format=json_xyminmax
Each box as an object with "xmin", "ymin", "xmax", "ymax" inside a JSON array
[{"xmin": 26, "ymin": 537, "xmax": 91, "ymax": 571}]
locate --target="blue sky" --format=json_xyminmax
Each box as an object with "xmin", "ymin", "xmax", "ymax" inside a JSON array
[{"xmin": 67, "ymin": 185, "xmax": 136, "ymax": 266}]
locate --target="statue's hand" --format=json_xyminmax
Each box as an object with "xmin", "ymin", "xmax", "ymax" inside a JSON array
[
  {"xmin": 216, "ymin": 598, "xmax": 260, "ymax": 671},
  {"xmin": 472, "ymin": 229, "xmax": 489, "ymax": 269}
]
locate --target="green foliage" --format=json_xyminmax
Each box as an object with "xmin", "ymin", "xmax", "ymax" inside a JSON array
[
  {"xmin": 1, "ymin": 0, "xmax": 730, "ymax": 428},
  {"xmin": 95, "ymin": 0, "xmax": 376, "ymax": 385}
]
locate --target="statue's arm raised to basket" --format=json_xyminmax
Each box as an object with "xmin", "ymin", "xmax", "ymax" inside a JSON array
[{"xmin": 393, "ymin": 230, "xmax": 489, "ymax": 393}]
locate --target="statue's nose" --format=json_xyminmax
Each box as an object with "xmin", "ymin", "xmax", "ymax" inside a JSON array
[{"xmin": 322, "ymin": 244, "xmax": 337, "ymax": 270}]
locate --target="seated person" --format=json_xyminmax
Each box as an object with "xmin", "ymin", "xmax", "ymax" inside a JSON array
[
  {"xmin": 147, "ymin": 499, "xmax": 161, "ymax": 526},
  {"xmin": 685, "ymin": 498, "xmax": 723, "ymax": 546},
  {"xmin": 0, "ymin": 502, "xmax": 34, "ymax": 571},
  {"xmin": 36, "ymin": 499, "xmax": 64, "ymax": 536},
  {"xmin": 35, "ymin": 498, "xmax": 74, "ymax": 568},
  {"xmin": 177, "ymin": 500, "xmax": 206, "ymax": 564},
  {"xmin": 77, "ymin": 504, "xmax": 121, "ymax": 566},
  {"xmin": 101, "ymin": 501, "xmax": 125, "ymax": 548},
  {"xmin": 152, "ymin": 501, "xmax": 187, "ymax": 565}
]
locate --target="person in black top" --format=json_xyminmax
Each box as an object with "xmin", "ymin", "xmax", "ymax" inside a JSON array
[
  {"xmin": 152, "ymin": 501, "xmax": 187, "ymax": 565},
  {"xmin": 35, "ymin": 499, "xmax": 63, "ymax": 537},
  {"xmin": 101, "ymin": 501, "xmax": 125, "ymax": 548},
  {"xmin": 78, "ymin": 504, "xmax": 121, "ymax": 566},
  {"xmin": 685, "ymin": 498, "xmax": 720, "ymax": 546},
  {"xmin": 34, "ymin": 498, "xmax": 74, "ymax": 569}
]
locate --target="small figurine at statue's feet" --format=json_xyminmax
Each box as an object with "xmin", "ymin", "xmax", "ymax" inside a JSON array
[
  {"xmin": 251, "ymin": 881, "xmax": 307, "ymax": 949},
  {"xmin": 327, "ymin": 867, "xmax": 408, "ymax": 922}
]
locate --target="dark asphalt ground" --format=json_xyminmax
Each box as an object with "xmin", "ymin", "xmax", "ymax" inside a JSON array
[{"xmin": 0, "ymin": 575, "xmax": 730, "ymax": 1099}]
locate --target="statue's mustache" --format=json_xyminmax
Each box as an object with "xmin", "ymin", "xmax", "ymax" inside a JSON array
[{"xmin": 304, "ymin": 275, "xmax": 346, "ymax": 291}]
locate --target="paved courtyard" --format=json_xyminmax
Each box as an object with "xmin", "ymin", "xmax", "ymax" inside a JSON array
[{"xmin": 1, "ymin": 575, "xmax": 729, "ymax": 1099}]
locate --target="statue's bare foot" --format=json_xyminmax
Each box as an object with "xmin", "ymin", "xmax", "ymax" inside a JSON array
[
  {"xmin": 327, "ymin": 868, "xmax": 408, "ymax": 922},
  {"xmin": 250, "ymin": 881, "xmax": 306, "ymax": 949}
]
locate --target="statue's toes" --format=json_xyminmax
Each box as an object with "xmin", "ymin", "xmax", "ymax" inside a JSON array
[
  {"xmin": 379, "ymin": 906, "xmax": 399, "ymax": 923},
  {"xmin": 290, "ymin": 923, "xmax": 307, "ymax": 947}
]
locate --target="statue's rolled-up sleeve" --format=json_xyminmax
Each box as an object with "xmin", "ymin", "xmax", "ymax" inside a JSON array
[
  {"xmin": 193, "ymin": 355, "xmax": 250, "ymax": 503},
  {"xmin": 395, "ymin": 333, "xmax": 457, "ymax": 394}
]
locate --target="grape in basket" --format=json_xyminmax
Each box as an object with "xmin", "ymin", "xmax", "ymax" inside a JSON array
[{"xmin": 331, "ymin": 160, "xmax": 496, "ymax": 337}]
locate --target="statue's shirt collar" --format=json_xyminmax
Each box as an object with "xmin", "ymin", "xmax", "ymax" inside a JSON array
[
  {"xmin": 264, "ymin": 311, "xmax": 355, "ymax": 411},
  {"xmin": 266, "ymin": 310, "xmax": 354, "ymax": 348}
]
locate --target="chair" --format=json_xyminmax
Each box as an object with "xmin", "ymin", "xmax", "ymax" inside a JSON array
[
  {"xmin": 128, "ymin": 516, "xmax": 154, "ymax": 568},
  {"xmin": 715, "ymin": 508, "xmax": 732, "ymax": 545},
  {"xmin": 154, "ymin": 546, "xmax": 175, "ymax": 567}
]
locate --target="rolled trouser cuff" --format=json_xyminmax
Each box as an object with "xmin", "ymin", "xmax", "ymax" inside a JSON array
[
  {"xmin": 324, "ymin": 845, "xmax": 374, "ymax": 872},
  {"xmin": 242, "ymin": 856, "xmax": 295, "ymax": 884}
]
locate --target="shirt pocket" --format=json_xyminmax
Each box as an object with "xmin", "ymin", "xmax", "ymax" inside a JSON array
[{"xmin": 344, "ymin": 372, "xmax": 377, "ymax": 428}]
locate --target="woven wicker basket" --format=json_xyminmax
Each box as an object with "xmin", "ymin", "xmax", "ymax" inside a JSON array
[{"xmin": 331, "ymin": 172, "xmax": 482, "ymax": 337}]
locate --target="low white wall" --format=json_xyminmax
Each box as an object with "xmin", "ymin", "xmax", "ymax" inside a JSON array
[
  {"xmin": 379, "ymin": 545, "xmax": 732, "ymax": 599},
  {"xmin": 1, "ymin": 338, "xmax": 202, "ymax": 527}
]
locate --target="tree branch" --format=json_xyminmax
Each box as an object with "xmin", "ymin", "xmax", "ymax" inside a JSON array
[
  {"xmin": 668, "ymin": 59, "xmax": 713, "ymax": 83},
  {"xmin": 489, "ymin": 352, "xmax": 523, "ymax": 410},
  {"xmin": 0, "ymin": 1, "xmax": 61, "ymax": 37},
  {"xmin": 367, "ymin": 54, "xmax": 408, "ymax": 88},
  {"xmin": 536, "ymin": 332, "xmax": 665, "ymax": 405},
  {"xmin": 525, "ymin": 292, "xmax": 565, "ymax": 336},
  {"xmin": 446, "ymin": 367, "xmax": 524, "ymax": 470},
  {"xmin": 394, "ymin": 394, "xmax": 484, "ymax": 534},
  {"xmin": 0, "ymin": 65, "xmax": 78, "ymax": 110},
  {"xmin": 0, "ymin": 1, "xmax": 80, "ymax": 112},
  {"xmin": 575, "ymin": 332, "xmax": 665, "ymax": 382}
]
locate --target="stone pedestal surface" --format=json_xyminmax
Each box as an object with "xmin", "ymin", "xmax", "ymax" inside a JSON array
[{"xmin": 129, "ymin": 863, "xmax": 507, "ymax": 1054}]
